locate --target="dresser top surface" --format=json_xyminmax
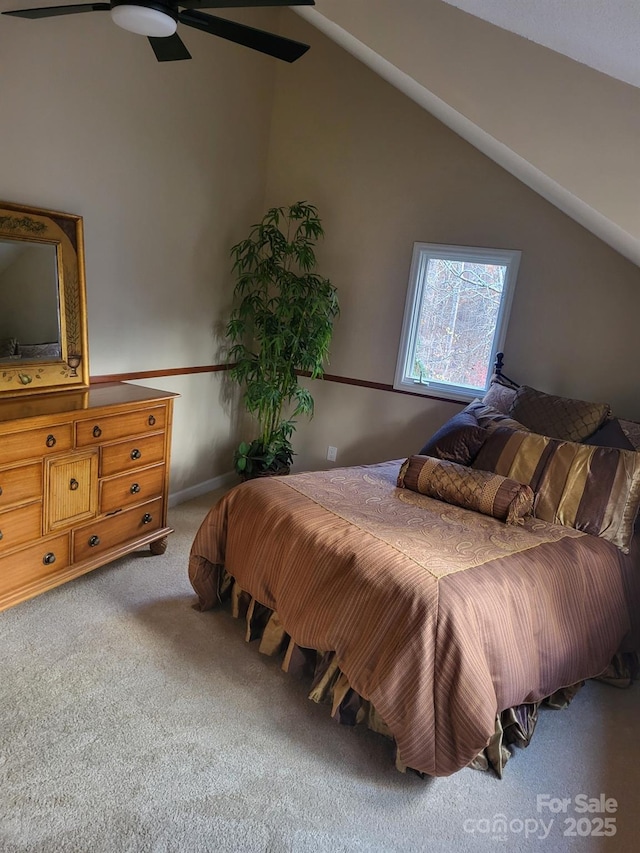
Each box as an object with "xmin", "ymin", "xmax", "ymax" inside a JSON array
[{"xmin": 0, "ymin": 383, "xmax": 178, "ymax": 427}]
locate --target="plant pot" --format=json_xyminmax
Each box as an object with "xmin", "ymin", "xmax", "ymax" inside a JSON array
[{"xmin": 240, "ymin": 465, "xmax": 291, "ymax": 483}]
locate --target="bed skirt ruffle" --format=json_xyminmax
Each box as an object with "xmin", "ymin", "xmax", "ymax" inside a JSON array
[{"xmin": 198, "ymin": 566, "xmax": 636, "ymax": 778}]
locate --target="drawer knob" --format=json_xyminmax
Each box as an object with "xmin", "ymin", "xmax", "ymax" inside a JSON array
[
  {"xmin": 46, "ymin": 434, "xmax": 56, "ymax": 448},
  {"xmin": 130, "ymin": 483, "xmax": 141, "ymax": 494},
  {"xmin": 42, "ymin": 552, "xmax": 56, "ymax": 565},
  {"xmin": 88, "ymin": 535, "xmax": 101, "ymax": 547},
  {"xmin": 0, "ymin": 530, "xmax": 3, "ymax": 541},
  {"xmin": 130, "ymin": 448, "xmax": 142, "ymax": 460},
  {"xmin": 69, "ymin": 478, "xmax": 79, "ymax": 491},
  {"xmin": 148, "ymin": 415, "xmax": 156, "ymax": 426},
  {"xmin": 93, "ymin": 425, "xmax": 102, "ymax": 438},
  {"xmin": 142, "ymin": 513, "xmax": 153, "ymax": 524},
  {"xmin": 0, "ymin": 486, "xmax": 3, "ymax": 496}
]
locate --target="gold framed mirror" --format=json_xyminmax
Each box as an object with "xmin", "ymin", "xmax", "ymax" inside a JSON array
[{"xmin": 0, "ymin": 201, "xmax": 89, "ymax": 397}]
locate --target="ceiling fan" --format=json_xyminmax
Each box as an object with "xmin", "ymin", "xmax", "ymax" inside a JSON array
[{"xmin": 2, "ymin": 0, "xmax": 315, "ymax": 62}]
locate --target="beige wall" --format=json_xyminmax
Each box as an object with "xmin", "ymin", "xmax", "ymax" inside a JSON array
[
  {"xmin": 266, "ymin": 15, "xmax": 640, "ymax": 473},
  {"xmin": 297, "ymin": 1, "xmax": 640, "ymax": 265},
  {"xmin": 0, "ymin": 10, "xmax": 278, "ymax": 492},
  {"xmin": 2, "ymin": 10, "xmax": 639, "ymax": 491}
]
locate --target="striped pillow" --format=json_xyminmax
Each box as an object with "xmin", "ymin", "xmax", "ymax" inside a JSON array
[
  {"xmin": 398, "ymin": 455, "xmax": 534, "ymax": 525},
  {"xmin": 473, "ymin": 427, "xmax": 640, "ymax": 552}
]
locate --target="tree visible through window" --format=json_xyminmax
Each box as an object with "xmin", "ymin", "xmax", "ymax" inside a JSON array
[{"xmin": 394, "ymin": 243, "xmax": 521, "ymax": 401}]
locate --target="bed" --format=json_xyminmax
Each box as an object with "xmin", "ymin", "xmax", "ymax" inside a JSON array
[{"xmin": 188, "ymin": 363, "xmax": 640, "ymax": 778}]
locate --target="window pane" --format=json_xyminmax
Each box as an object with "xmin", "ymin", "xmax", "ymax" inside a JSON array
[{"xmin": 411, "ymin": 257, "xmax": 507, "ymax": 391}]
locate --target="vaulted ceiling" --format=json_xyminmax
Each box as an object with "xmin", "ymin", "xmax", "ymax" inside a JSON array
[
  {"xmin": 442, "ymin": 0, "xmax": 640, "ymax": 88},
  {"xmin": 296, "ymin": 0, "xmax": 640, "ymax": 267}
]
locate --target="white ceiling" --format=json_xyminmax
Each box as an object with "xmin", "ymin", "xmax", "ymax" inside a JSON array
[{"xmin": 442, "ymin": 0, "xmax": 640, "ymax": 88}]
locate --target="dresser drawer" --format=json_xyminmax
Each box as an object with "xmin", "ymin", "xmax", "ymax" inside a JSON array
[
  {"xmin": 73, "ymin": 497, "xmax": 163, "ymax": 563},
  {"xmin": 0, "ymin": 502, "xmax": 42, "ymax": 554},
  {"xmin": 45, "ymin": 452, "xmax": 99, "ymax": 532},
  {"xmin": 0, "ymin": 424, "xmax": 73, "ymax": 466},
  {"xmin": 100, "ymin": 433, "xmax": 165, "ymax": 477},
  {"xmin": 0, "ymin": 533, "xmax": 69, "ymax": 599},
  {"xmin": 0, "ymin": 462, "xmax": 42, "ymax": 510},
  {"xmin": 76, "ymin": 406, "xmax": 167, "ymax": 447},
  {"xmin": 100, "ymin": 464, "xmax": 165, "ymax": 514}
]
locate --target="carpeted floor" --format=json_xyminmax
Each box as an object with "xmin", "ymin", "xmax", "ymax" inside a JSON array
[{"xmin": 1, "ymin": 490, "xmax": 639, "ymax": 853}]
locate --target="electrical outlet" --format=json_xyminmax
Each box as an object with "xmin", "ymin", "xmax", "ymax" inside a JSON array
[{"xmin": 327, "ymin": 445, "xmax": 338, "ymax": 462}]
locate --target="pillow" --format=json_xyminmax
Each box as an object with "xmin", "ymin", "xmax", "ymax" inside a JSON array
[
  {"xmin": 472, "ymin": 427, "xmax": 640, "ymax": 553},
  {"xmin": 584, "ymin": 417, "xmax": 635, "ymax": 451},
  {"xmin": 0, "ymin": 337, "xmax": 18, "ymax": 358},
  {"xmin": 618, "ymin": 419, "xmax": 640, "ymax": 451},
  {"xmin": 18, "ymin": 342, "xmax": 61, "ymax": 359},
  {"xmin": 418, "ymin": 410, "xmax": 488, "ymax": 465},
  {"xmin": 464, "ymin": 399, "xmax": 531, "ymax": 434},
  {"xmin": 472, "ymin": 427, "xmax": 553, "ymax": 491},
  {"xmin": 398, "ymin": 455, "xmax": 534, "ymax": 525},
  {"xmin": 509, "ymin": 384, "xmax": 609, "ymax": 442},
  {"xmin": 481, "ymin": 377, "xmax": 518, "ymax": 415}
]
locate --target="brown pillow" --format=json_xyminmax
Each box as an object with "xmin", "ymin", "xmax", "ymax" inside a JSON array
[
  {"xmin": 398, "ymin": 455, "xmax": 534, "ymax": 525},
  {"xmin": 472, "ymin": 427, "xmax": 640, "ymax": 553},
  {"xmin": 418, "ymin": 410, "xmax": 488, "ymax": 465},
  {"xmin": 509, "ymin": 385, "xmax": 609, "ymax": 442},
  {"xmin": 465, "ymin": 400, "xmax": 530, "ymax": 434}
]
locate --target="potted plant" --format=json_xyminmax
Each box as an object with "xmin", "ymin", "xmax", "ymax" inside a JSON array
[{"xmin": 226, "ymin": 201, "xmax": 339, "ymax": 479}]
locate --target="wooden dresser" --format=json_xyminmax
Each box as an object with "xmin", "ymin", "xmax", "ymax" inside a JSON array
[{"xmin": 0, "ymin": 382, "xmax": 178, "ymax": 612}]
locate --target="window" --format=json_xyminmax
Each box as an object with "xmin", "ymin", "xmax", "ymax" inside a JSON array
[{"xmin": 394, "ymin": 243, "xmax": 521, "ymax": 401}]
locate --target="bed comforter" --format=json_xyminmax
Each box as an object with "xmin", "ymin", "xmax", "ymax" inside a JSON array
[{"xmin": 188, "ymin": 461, "xmax": 639, "ymax": 777}]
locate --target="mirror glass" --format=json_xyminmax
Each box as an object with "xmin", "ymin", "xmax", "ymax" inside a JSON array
[
  {"xmin": 0, "ymin": 240, "xmax": 60, "ymax": 362},
  {"xmin": 0, "ymin": 201, "xmax": 89, "ymax": 397}
]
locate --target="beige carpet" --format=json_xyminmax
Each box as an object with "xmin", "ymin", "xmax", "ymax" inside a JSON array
[{"xmin": 1, "ymin": 490, "xmax": 639, "ymax": 853}]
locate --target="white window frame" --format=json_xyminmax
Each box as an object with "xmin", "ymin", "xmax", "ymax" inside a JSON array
[{"xmin": 393, "ymin": 242, "xmax": 521, "ymax": 402}]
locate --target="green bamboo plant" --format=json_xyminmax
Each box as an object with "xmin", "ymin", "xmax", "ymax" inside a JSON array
[{"xmin": 226, "ymin": 202, "xmax": 339, "ymax": 478}]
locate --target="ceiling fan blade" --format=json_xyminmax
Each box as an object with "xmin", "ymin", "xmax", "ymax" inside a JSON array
[
  {"xmin": 178, "ymin": 10, "xmax": 309, "ymax": 62},
  {"xmin": 148, "ymin": 32, "xmax": 192, "ymax": 61},
  {"xmin": 2, "ymin": 3, "xmax": 109, "ymax": 19},
  {"xmin": 179, "ymin": 1, "xmax": 315, "ymax": 9}
]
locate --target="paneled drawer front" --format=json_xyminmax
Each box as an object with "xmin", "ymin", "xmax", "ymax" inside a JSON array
[
  {"xmin": 0, "ymin": 462, "xmax": 42, "ymax": 510},
  {"xmin": 0, "ymin": 424, "xmax": 73, "ymax": 466},
  {"xmin": 76, "ymin": 407, "xmax": 167, "ymax": 447},
  {"xmin": 46, "ymin": 452, "xmax": 99, "ymax": 531},
  {"xmin": 100, "ymin": 464, "xmax": 165, "ymax": 514},
  {"xmin": 100, "ymin": 433, "xmax": 165, "ymax": 477},
  {"xmin": 0, "ymin": 534, "xmax": 70, "ymax": 599},
  {"xmin": 73, "ymin": 497, "xmax": 163, "ymax": 563},
  {"xmin": 0, "ymin": 502, "xmax": 42, "ymax": 554}
]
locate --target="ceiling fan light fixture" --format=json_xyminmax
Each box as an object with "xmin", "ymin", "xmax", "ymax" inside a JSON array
[{"xmin": 110, "ymin": 3, "xmax": 177, "ymax": 38}]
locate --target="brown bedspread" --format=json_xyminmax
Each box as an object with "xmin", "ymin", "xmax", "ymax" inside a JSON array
[{"xmin": 189, "ymin": 461, "xmax": 638, "ymax": 777}]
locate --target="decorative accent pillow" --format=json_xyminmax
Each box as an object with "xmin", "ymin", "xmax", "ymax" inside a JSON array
[
  {"xmin": 618, "ymin": 419, "xmax": 640, "ymax": 451},
  {"xmin": 472, "ymin": 427, "xmax": 640, "ymax": 553},
  {"xmin": 18, "ymin": 342, "xmax": 62, "ymax": 359},
  {"xmin": 481, "ymin": 378, "xmax": 518, "ymax": 415},
  {"xmin": 397, "ymin": 455, "xmax": 534, "ymax": 525},
  {"xmin": 0, "ymin": 337, "xmax": 18, "ymax": 358},
  {"xmin": 464, "ymin": 400, "xmax": 530, "ymax": 434},
  {"xmin": 418, "ymin": 410, "xmax": 488, "ymax": 465},
  {"xmin": 584, "ymin": 418, "xmax": 635, "ymax": 451},
  {"xmin": 508, "ymin": 385, "xmax": 609, "ymax": 442}
]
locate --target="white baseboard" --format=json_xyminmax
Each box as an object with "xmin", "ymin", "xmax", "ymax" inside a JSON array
[{"xmin": 168, "ymin": 471, "xmax": 237, "ymax": 507}]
